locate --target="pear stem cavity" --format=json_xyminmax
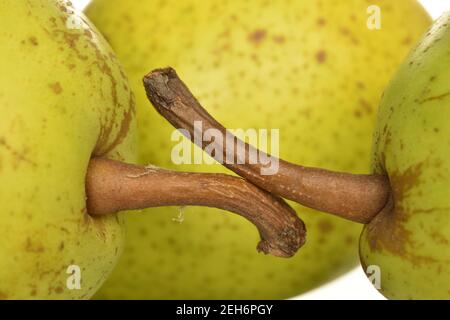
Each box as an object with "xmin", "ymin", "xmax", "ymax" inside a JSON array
[
  {"xmin": 143, "ymin": 67, "xmax": 391, "ymax": 224},
  {"xmin": 86, "ymin": 158, "xmax": 306, "ymax": 258}
]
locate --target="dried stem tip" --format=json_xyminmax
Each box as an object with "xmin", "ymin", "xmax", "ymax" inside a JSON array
[{"xmin": 86, "ymin": 158, "xmax": 306, "ymax": 258}]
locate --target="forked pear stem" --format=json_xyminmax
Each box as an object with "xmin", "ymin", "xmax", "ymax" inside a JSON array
[
  {"xmin": 143, "ymin": 67, "xmax": 391, "ymax": 224},
  {"xmin": 86, "ymin": 158, "xmax": 305, "ymax": 257}
]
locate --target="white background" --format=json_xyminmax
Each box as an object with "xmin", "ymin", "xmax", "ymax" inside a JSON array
[{"xmin": 72, "ymin": 0, "xmax": 450, "ymax": 300}]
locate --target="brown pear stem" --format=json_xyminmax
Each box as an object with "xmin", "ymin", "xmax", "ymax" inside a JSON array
[
  {"xmin": 86, "ymin": 158, "xmax": 305, "ymax": 257},
  {"xmin": 143, "ymin": 67, "xmax": 391, "ymax": 224}
]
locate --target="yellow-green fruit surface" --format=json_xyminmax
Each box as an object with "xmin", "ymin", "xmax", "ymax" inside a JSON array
[
  {"xmin": 86, "ymin": 0, "xmax": 430, "ymax": 299},
  {"xmin": 360, "ymin": 12, "xmax": 450, "ymax": 300},
  {"xmin": 0, "ymin": 0, "xmax": 136, "ymax": 299}
]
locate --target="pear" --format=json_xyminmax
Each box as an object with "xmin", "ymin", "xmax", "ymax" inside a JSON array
[
  {"xmin": 144, "ymin": 13, "xmax": 450, "ymax": 300},
  {"xmin": 0, "ymin": 0, "xmax": 303, "ymax": 300},
  {"xmin": 0, "ymin": 0, "xmax": 136, "ymax": 299},
  {"xmin": 359, "ymin": 12, "xmax": 450, "ymax": 299},
  {"xmin": 87, "ymin": 0, "xmax": 430, "ymax": 299}
]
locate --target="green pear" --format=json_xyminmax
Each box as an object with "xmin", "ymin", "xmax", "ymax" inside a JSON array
[
  {"xmin": 360, "ymin": 12, "xmax": 450, "ymax": 299},
  {"xmin": 86, "ymin": 0, "xmax": 430, "ymax": 299},
  {"xmin": 0, "ymin": 0, "xmax": 137, "ymax": 299},
  {"xmin": 0, "ymin": 1, "xmax": 304, "ymax": 300}
]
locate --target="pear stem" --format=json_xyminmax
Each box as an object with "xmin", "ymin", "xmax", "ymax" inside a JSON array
[
  {"xmin": 86, "ymin": 158, "xmax": 306, "ymax": 258},
  {"xmin": 143, "ymin": 67, "xmax": 391, "ymax": 224}
]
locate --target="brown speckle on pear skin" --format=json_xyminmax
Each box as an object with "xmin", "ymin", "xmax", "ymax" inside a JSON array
[
  {"xmin": 25, "ymin": 237, "xmax": 45, "ymax": 253},
  {"xmin": 29, "ymin": 36, "xmax": 38, "ymax": 46},
  {"xmin": 356, "ymin": 81, "xmax": 366, "ymax": 90},
  {"xmin": 317, "ymin": 17, "xmax": 326, "ymax": 26},
  {"xmin": 430, "ymin": 231, "xmax": 449, "ymax": 245},
  {"xmin": 250, "ymin": 53, "xmax": 261, "ymax": 66},
  {"xmin": 0, "ymin": 292, "xmax": 8, "ymax": 300},
  {"xmin": 315, "ymin": 50, "xmax": 327, "ymax": 63},
  {"xmin": 273, "ymin": 35, "xmax": 286, "ymax": 44},
  {"xmin": 402, "ymin": 36, "xmax": 413, "ymax": 46},
  {"xmin": 83, "ymin": 29, "xmax": 93, "ymax": 39},
  {"xmin": 345, "ymin": 235, "xmax": 355, "ymax": 246},
  {"xmin": 248, "ymin": 29, "xmax": 267, "ymax": 45},
  {"xmin": 419, "ymin": 91, "xmax": 450, "ymax": 104},
  {"xmin": 139, "ymin": 228, "xmax": 147, "ymax": 236},
  {"xmin": 318, "ymin": 220, "xmax": 334, "ymax": 233},
  {"xmin": 339, "ymin": 27, "xmax": 359, "ymax": 45},
  {"xmin": 90, "ymin": 214, "xmax": 108, "ymax": 239},
  {"xmin": 48, "ymin": 82, "xmax": 63, "ymax": 95},
  {"xmin": 0, "ymin": 137, "xmax": 36, "ymax": 168},
  {"xmin": 359, "ymin": 98, "xmax": 373, "ymax": 114},
  {"xmin": 213, "ymin": 43, "xmax": 231, "ymax": 55},
  {"xmin": 48, "ymin": 16, "xmax": 57, "ymax": 28},
  {"xmin": 354, "ymin": 110, "xmax": 362, "ymax": 118},
  {"xmin": 219, "ymin": 29, "xmax": 230, "ymax": 38}
]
